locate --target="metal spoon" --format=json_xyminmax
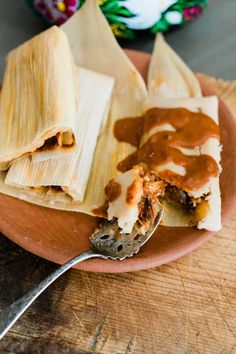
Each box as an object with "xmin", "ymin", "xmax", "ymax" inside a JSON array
[{"xmin": 0, "ymin": 209, "xmax": 163, "ymax": 340}]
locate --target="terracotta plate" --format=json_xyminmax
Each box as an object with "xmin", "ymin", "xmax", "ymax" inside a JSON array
[{"xmin": 0, "ymin": 50, "xmax": 236, "ymax": 273}]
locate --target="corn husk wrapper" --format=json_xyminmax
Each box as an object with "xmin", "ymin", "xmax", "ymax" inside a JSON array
[
  {"xmin": 0, "ymin": 0, "xmax": 147, "ymax": 213},
  {"xmin": 5, "ymin": 68, "xmax": 114, "ymax": 202},
  {"xmin": 148, "ymin": 33, "xmax": 202, "ymax": 98},
  {"xmin": 0, "ymin": 26, "xmax": 77, "ymax": 170},
  {"xmin": 146, "ymin": 34, "xmax": 221, "ymax": 231}
]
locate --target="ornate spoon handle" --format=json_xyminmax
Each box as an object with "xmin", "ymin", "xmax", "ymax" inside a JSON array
[{"xmin": 0, "ymin": 251, "xmax": 105, "ymax": 340}]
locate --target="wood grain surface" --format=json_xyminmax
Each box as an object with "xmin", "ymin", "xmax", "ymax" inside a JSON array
[{"xmin": 0, "ymin": 75, "xmax": 236, "ymax": 353}]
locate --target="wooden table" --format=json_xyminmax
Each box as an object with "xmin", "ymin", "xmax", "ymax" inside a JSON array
[
  {"xmin": 1, "ymin": 1, "xmax": 236, "ymax": 353},
  {"xmin": 0, "ymin": 77, "xmax": 236, "ymax": 354}
]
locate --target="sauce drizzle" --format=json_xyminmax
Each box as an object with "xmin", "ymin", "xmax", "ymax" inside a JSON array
[
  {"xmin": 104, "ymin": 179, "xmax": 122, "ymax": 202},
  {"xmin": 114, "ymin": 107, "xmax": 220, "ymax": 192}
]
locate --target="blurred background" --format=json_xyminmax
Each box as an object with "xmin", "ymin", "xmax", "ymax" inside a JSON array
[{"xmin": 0, "ymin": 0, "xmax": 235, "ymax": 81}]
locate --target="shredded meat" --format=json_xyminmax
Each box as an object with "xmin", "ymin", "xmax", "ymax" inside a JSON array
[
  {"xmin": 164, "ymin": 184, "xmax": 209, "ymax": 211},
  {"xmin": 137, "ymin": 171, "xmax": 165, "ymax": 233},
  {"xmin": 165, "ymin": 185, "xmax": 190, "ymax": 206}
]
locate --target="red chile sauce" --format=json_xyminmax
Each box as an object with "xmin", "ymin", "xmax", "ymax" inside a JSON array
[
  {"xmin": 104, "ymin": 179, "xmax": 121, "ymax": 202},
  {"xmin": 114, "ymin": 107, "xmax": 220, "ymax": 192},
  {"xmin": 92, "ymin": 180, "xmax": 121, "ymax": 218}
]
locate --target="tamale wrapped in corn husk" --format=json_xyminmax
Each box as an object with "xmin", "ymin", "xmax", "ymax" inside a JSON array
[
  {"xmin": 146, "ymin": 34, "xmax": 221, "ymax": 231},
  {"xmin": 5, "ymin": 67, "xmax": 114, "ymax": 202},
  {"xmin": 0, "ymin": 26, "xmax": 77, "ymax": 170},
  {"xmin": 103, "ymin": 34, "xmax": 221, "ymax": 233},
  {"xmin": 143, "ymin": 96, "xmax": 221, "ymax": 231},
  {"xmin": 0, "ymin": 0, "xmax": 147, "ymax": 212}
]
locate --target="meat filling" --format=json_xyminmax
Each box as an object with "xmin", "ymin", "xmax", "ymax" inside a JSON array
[
  {"xmin": 100, "ymin": 166, "xmax": 210, "ymax": 235},
  {"xmin": 164, "ymin": 184, "xmax": 209, "ymax": 211},
  {"xmin": 137, "ymin": 175, "xmax": 209, "ymax": 232},
  {"xmin": 36, "ymin": 132, "xmax": 75, "ymax": 153},
  {"xmin": 137, "ymin": 171, "xmax": 165, "ymax": 233}
]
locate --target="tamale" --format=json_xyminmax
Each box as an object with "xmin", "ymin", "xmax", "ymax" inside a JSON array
[
  {"xmin": 0, "ymin": 26, "xmax": 77, "ymax": 170},
  {"xmin": 143, "ymin": 97, "xmax": 221, "ymax": 231},
  {"xmin": 102, "ymin": 35, "xmax": 221, "ymax": 232},
  {"xmin": 5, "ymin": 67, "xmax": 114, "ymax": 202},
  {"xmin": 146, "ymin": 35, "xmax": 221, "ymax": 231}
]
